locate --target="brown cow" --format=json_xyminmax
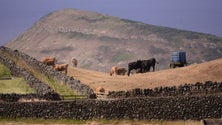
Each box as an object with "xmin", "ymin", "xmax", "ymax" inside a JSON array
[
  {"xmin": 54, "ymin": 64, "xmax": 68, "ymax": 74},
  {"xmin": 71, "ymin": 58, "xmax": 78, "ymax": 67},
  {"xmin": 110, "ymin": 66, "xmax": 127, "ymax": 76},
  {"xmin": 42, "ymin": 57, "xmax": 57, "ymax": 67},
  {"xmin": 95, "ymin": 87, "xmax": 105, "ymax": 93},
  {"xmin": 110, "ymin": 66, "xmax": 117, "ymax": 76}
]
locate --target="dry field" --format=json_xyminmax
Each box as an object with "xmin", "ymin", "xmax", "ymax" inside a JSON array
[{"xmin": 67, "ymin": 58, "xmax": 222, "ymax": 93}]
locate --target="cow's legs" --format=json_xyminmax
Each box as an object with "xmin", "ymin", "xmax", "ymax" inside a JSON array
[
  {"xmin": 139, "ymin": 67, "xmax": 143, "ymax": 73},
  {"xmin": 127, "ymin": 69, "xmax": 131, "ymax": 76}
]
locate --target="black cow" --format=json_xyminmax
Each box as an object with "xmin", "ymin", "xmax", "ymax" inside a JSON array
[
  {"xmin": 127, "ymin": 60, "xmax": 143, "ymax": 76},
  {"xmin": 127, "ymin": 58, "xmax": 158, "ymax": 76},
  {"xmin": 141, "ymin": 58, "xmax": 158, "ymax": 72}
]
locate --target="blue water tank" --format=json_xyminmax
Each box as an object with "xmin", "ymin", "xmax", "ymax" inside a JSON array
[
  {"xmin": 172, "ymin": 52, "xmax": 180, "ymax": 63},
  {"xmin": 179, "ymin": 51, "xmax": 186, "ymax": 64},
  {"xmin": 172, "ymin": 51, "xmax": 186, "ymax": 63}
]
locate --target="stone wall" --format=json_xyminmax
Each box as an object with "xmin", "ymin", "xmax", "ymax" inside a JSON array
[
  {"xmin": 108, "ymin": 81, "xmax": 222, "ymax": 98},
  {"xmin": 0, "ymin": 46, "xmax": 95, "ymax": 98},
  {"xmin": 0, "ymin": 94, "xmax": 221, "ymax": 120},
  {"xmin": 0, "ymin": 93, "xmax": 60, "ymax": 102}
]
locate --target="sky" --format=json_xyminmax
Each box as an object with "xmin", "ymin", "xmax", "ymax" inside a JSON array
[{"xmin": 0, "ymin": 0, "xmax": 222, "ymax": 46}]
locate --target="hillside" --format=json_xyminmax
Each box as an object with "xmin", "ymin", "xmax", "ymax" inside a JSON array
[
  {"xmin": 67, "ymin": 58, "xmax": 222, "ymax": 93},
  {"xmin": 6, "ymin": 9, "xmax": 222, "ymax": 72}
]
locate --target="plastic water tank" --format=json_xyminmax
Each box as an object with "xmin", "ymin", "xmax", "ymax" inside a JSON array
[
  {"xmin": 172, "ymin": 51, "xmax": 186, "ymax": 63},
  {"xmin": 179, "ymin": 51, "xmax": 186, "ymax": 64},
  {"xmin": 172, "ymin": 52, "xmax": 180, "ymax": 63}
]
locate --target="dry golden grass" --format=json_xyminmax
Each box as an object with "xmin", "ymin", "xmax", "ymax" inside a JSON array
[{"xmin": 67, "ymin": 58, "xmax": 222, "ymax": 93}]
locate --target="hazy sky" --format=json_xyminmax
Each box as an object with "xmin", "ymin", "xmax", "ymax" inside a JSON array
[{"xmin": 0, "ymin": 0, "xmax": 222, "ymax": 46}]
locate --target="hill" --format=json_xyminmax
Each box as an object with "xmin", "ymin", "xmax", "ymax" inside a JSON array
[
  {"xmin": 67, "ymin": 58, "xmax": 222, "ymax": 93},
  {"xmin": 6, "ymin": 9, "xmax": 222, "ymax": 72}
]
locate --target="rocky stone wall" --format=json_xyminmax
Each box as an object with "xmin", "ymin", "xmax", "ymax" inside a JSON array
[
  {"xmin": 0, "ymin": 46, "xmax": 95, "ymax": 98},
  {"xmin": 108, "ymin": 81, "xmax": 222, "ymax": 98},
  {"xmin": 0, "ymin": 94, "xmax": 221, "ymax": 120},
  {"xmin": 0, "ymin": 93, "xmax": 60, "ymax": 102}
]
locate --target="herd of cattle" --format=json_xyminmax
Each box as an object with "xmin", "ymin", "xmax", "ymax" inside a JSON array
[
  {"xmin": 42, "ymin": 56, "xmax": 158, "ymax": 76},
  {"xmin": 42, "ymin": 57, "xmax": 78, "ymax": 74},
  {"xmin": 110, "ymin": 58, "xmax": 158, "ymax": 76}
]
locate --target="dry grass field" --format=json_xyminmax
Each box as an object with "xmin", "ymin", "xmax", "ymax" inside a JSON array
[{"xmin": 67, "ymin": 58, "xmax": 222, "ymax": 93}]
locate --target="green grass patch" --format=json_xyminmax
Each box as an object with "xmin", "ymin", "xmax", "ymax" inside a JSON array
[
  {"xmin": 0, "ymin": 77, "xmax": 36, "ymax": 94},
  {"xmin": 0, "ymin": 63, "xmax": 11, "ymax": 77},
  {"xmin": 42, "ymin": 76, "xmax": 82, "ymax": 97}
]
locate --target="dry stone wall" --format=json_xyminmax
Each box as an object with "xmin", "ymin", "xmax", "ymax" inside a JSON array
[
  {"xmin": 108, "ymin": 81, "xmax": 222, "ymax": 98},
  {"xmin": 0, "ymin": 46, "xmax": 95, "ymax": 98},
  {"xmin": 0, "ymin": 94, "xmax": 221, "ymax": 120},
  {"xmin": 0, "ymin": 93, "xmax": 60, "ymax": 102}
]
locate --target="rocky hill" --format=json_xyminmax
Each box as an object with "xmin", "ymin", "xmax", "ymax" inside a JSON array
[{"xmin": 6, "ymin": 9, "xmax": 222, "ymax": 72}]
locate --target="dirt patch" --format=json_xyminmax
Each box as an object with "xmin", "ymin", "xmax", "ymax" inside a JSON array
[{"xmin": 18, "ymin": 98, "xmax": 47, "ymax": 102}]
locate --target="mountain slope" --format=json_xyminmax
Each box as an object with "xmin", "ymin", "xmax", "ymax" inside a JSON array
[{"xmin": 6, "ymin": 9, "xmax": 222, "ymax": 72}]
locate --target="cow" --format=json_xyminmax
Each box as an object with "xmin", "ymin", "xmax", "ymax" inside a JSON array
[
  {"xmin": 127, "ymin": 58, "xmax": 158, "ymax": 76},
  {"xmin": 42, "ymin": 57, "xmax": 57, "ymax": 67},
  {"xmin": 116, "ymin": 67, "xmax": 127, "ymax": 76},
  {"xmin": 95, "ymin": 87, "xmax": 105, "ymax": 93},
  {"xmin": 141, "ymin": 58, "xmax": 158, "ymax": 72},
  {"xmin": 127, "ymin": 60, "xmax": 143, "ymax": 76},
  {"xmin": 110, "ymin": 66, "xmax": 127, "ymax": 76},
  {"xmin": 54, "ymin": 64, "xmax": 68, "ymax": 74},
  {"xmin": 110, "ymin": 66, "xmax": 118, "ymax": 76},
  {"xmin": 71, "ymin": 58, "xmax": 78, "ymax": 67}
]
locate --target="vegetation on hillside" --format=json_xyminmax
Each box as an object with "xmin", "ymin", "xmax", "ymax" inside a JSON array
[
  {"xmin": 110, "ymin": 51, "xmax": 133, "ymax": 63},
  {"xmin": 0, "ymin": 78, "xmax": 36, "ymax": 94},
  {"xmin": 0, "ymin": 63, "xmax": 11, "ymax": 77},
  {"xmin": 0, "ymin": 63, "xmax": 35, "ymax": 94},
  {"xmin": 121, "ymin": 18, "xmax": 222, "ymax": 42}
]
